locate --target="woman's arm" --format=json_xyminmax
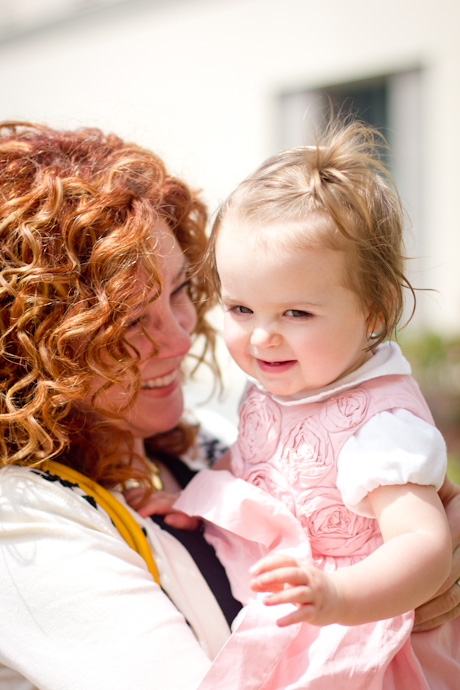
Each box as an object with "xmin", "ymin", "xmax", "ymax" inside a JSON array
[
  {"xmin": 130, "ymin": 450, "xmax": 234, "ymax": 525},
  {"xmin": 0, "ymin": 467, "xmax": 212, "ymax": 690},
  {"xmin": 211, "ymin": 449, "xmax": 232, "ymax": 471},
  {"xmin": 249, "ymin": 483, "xmax": 452, "ymax": 627},
  {"xmin": 413, "ymin": 476, "xmax": 460, "ymax": 631}
]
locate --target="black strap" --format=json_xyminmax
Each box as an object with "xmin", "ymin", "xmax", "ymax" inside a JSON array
[
  {"xmin": 150, "ymin": 515, "xmax": 242, "ymax": 626},
  {"xmin": 150, "ymin": 451, "xmax": 242, "ymax": 626}
]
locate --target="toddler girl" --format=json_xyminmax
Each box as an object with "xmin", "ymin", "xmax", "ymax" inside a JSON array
[{"xmin": 155, "ymin": 122, "xmax": 458, "ymax": 688}]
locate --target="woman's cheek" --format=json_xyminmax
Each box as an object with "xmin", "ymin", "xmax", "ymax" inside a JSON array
[{"xmin": 183, "ymin": 301, "xmax": 198, "ymax": 333}]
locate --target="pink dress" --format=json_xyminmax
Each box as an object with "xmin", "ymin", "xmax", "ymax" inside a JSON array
[{"xmin": 177, "ymin": 366, "xmax": 460, "ymax": 689}]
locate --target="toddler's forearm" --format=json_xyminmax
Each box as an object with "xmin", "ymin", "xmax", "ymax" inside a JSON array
[{"xmin": 331, "ymin": 531, "xmax": 451, "ymax": 626}]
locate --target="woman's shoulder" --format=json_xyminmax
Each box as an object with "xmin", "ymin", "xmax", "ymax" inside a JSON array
[
  {"xmin": 0, "ymin": 462, "xmax": 214, "ymax": 690},
  {"xmin": 0, "ymin": 464, "xmax": 119, "ymax": 535}
]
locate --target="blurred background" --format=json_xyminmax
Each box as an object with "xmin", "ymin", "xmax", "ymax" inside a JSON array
[{"xmin": 0, "ymin": 0, "xmax": 459, "ymax": 477}]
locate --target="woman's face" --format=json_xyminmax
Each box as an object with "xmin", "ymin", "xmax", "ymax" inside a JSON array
[{"xmin": 86, "ymin": 229, "xmax": 197, "ymax": 439}]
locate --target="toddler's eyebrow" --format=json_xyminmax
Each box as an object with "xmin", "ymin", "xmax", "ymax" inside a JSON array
[{"xmin": 221, "ymin": 291, "xmax": 321, "ymax": 308}]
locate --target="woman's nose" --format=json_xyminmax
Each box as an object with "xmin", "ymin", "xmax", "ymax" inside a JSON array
[{"xmin": 154, "ymin": 302, "xmax": 197, "ymax": 358}]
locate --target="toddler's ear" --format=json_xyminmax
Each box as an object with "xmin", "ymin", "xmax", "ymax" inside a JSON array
[{"xmin": 366, "ymin": 305, "xmax": 384, "ymax": 339}]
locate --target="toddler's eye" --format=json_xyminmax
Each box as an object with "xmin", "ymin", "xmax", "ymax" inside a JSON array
[
  {"xmin": 231, "ymin": 305, "xmax": 253, "ymax": 315},
  {"xmin": 285, "ymin": 309, "xmax": 311, "ymax": 318}
]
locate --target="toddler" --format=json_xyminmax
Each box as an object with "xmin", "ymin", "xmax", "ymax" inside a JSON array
[{"xmin": 148, "ymin": 122, "xmax": 457, "ymax": 688}]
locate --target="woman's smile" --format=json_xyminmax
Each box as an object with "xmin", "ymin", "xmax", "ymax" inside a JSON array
[{"xmin": 140, "ymin": 369, "xmax": 180, "ymax": 391}]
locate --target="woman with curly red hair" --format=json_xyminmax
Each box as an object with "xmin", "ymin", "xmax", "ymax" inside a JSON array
[
  {"xmin": 0, "ymin": 121, "xmax": 458, "ymax": 689},
  {"xmin": 0, "ymin": 121, "xmax": 240, "ymax": 689}
]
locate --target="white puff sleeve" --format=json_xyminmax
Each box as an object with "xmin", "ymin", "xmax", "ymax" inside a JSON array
[{"xmin": 337, "ymin": 409, "xmax": 447, "ymax": 517}]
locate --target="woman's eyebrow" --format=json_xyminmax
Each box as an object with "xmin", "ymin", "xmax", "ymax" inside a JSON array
[
  {"xmin": 133, "ymin": 259, "xmax": 190, "ymax": 314},
  {"xmin": 174, "ymin": 260, "xmax": 189, "ymax": 283}
]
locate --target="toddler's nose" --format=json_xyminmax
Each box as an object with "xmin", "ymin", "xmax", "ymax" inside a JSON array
[{"xmin": 250, "ymin": 326, "xmax": 281, "ymax": 349}]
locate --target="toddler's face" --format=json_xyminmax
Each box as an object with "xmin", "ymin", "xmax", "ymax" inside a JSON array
[{"xmin": 215, "ymin": 220, "xmax": 372, "ymax": 397}]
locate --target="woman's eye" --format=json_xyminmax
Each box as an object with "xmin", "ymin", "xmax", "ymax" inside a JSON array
[
  {"xmin": 126, "ymin": 311, "xmax": 151, "ymax": 331},
  {"xmin": 127, "ymin": 317, "xmax": 143, "ymax": 331},
  {"xmin": 285, "ymin": 309, "xmax": 311, "ymax": 318},
  {"xmin": 172, "ymin": 278, "xmax": 191, "ymax": 298}
]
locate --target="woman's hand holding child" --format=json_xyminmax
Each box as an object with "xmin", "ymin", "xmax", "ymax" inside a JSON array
[{"xmin": 131, "ymin": 490, "xmax": 201, "ymax": 530}]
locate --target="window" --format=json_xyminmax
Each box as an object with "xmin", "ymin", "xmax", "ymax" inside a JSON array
[{"xmin": 278, "ymin": 69, "xmax": 426, "ymax": 321}]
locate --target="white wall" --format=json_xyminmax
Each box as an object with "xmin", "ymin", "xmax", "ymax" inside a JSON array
[{"xmin": 0, "ymin": 0, "xmax": 459, "ymax": 421}]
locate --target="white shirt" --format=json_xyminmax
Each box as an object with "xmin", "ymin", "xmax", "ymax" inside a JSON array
[{"xmin": 0, "ymin": 460, "xmax": 230, "ymax": 690}]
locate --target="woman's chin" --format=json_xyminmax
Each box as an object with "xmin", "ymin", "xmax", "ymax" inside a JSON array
[{"xmin": 125, "ymin": 387, "xmax": 185, "ymax": 439}]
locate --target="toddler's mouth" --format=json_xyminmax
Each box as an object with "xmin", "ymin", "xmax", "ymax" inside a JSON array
[{"xmin": 256, "ymin": 359, "xmax": 296, "ymax": 369}]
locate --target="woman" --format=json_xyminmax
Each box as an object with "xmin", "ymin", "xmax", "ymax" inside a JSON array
[{"xmin": 0, "ymin": 121, "xmax": 458, "ymax": 690}]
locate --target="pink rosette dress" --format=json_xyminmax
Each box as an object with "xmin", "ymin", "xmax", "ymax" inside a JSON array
[{"xmin": 176, "ymin": 348, "xmax": 459, "ymax": 689}]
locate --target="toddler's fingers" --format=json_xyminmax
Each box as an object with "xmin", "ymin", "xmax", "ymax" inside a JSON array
[
  {"xmin": 276, "ymin": 604, "xmax": 316, "ymax": 627},
  {"xmin": 249, "ymin": 552, "xmax": 298, "ymax": 576},
  {"xmin": 250, "ymin": 565, "xmax": 309, "ymax": 593},
  {"xmin": 263, "ymin": 585, "xmax": 313, "ymax": 607}
]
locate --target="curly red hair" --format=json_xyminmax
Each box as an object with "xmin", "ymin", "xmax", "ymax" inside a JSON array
[{"xmin": 0, "ymin": 121, "xmax": 216, "ymax": 485}]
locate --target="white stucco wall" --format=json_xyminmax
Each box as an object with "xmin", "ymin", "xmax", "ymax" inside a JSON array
[{"xmin": 0, "ymin": 0, "xmax": 458, "ymax": 420}]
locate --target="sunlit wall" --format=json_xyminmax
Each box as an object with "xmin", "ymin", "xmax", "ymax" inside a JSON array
[{"xmin": 0, "ymin": 0, "xmax": 458, "ymax": 420}]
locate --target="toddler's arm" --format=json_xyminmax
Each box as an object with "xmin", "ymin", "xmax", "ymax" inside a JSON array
[{"xmin": 249, "ymin": 483, "xmax": 452, "ymax": 627}]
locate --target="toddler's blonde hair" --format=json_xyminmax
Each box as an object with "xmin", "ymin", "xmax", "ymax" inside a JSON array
[{"xmin": 208, "ymin": 120, "xmax": 415, "ymax": 347}]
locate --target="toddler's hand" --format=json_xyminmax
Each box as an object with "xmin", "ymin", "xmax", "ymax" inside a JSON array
[
  {"xmin": 249, "ymin": 552, "xmax": 342, "ymax": 627},
  {"xmin": 137, "ymin": 491, "xmax": 202, "ymax": 531}
]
